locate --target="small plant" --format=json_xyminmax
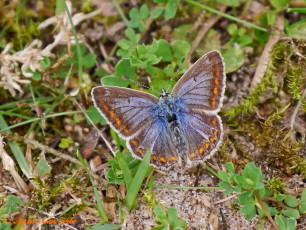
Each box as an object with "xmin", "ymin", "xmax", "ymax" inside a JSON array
[
  {"xmin": 152, "ymin": 205, "xmax": 186, "ymax": 230},
  {"xmin": 0, "ymin": 195, "xmax": 25, "ymax": 230},
  {"xmin": 218, "ymin": 162, "xmax": 305, "ymax": 230}
]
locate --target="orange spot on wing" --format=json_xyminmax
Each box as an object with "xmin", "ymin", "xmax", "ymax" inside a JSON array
[
  {"xmin": 209, "ymin": 137, "xmax": 214, "ymax": 143},
  {"xmin": 137, "ymin": 148, "xmax": 143, "ymax": 154},
  {"xmin": 205, "ymin": 142, "xmax": 210, "ymax": 148},
  {"xmin": 214, "ymin": 63, "xmax": 220, "ymax": 77},
  {"xmin": 115, "ymin": 118, "xmax": 121, "ymax": 126},
  {"xmin": 109, "ymin": 111, "xmax": 114, "ymax": 118},
  {"xmin": 123, "ymin": 125, "xmax": 128, "ymax": 134},
  {"xmin": 103, "ymin": 105, "xmax": 109, "ymax": 111},
  {"xmin": 199, "ymin": 147, "xmax": 204, "ymax": 154},
  {"xmin": 212, "ymin": 118, "xmax": 216, "ymax": 126},
  {"xmin": 189, "ymin": 153, "xmax": 195, "ymax": 159},
  {"xmin": 213, "ymin": 130, "xmax": 217, "ymax": 136},
  {"xmin": 211, "ymin": 98, "xmax": 216, "ymax": 108},
  {"xmin": 131, "ymin": 140, "xmax": 138, "ymax": 147},
  {"xmin": 214, "ymin": 79, "xmax": 219, "ymax": 85},
  {"xmin": 159, "ymin": 156, "xmax": 166, "ymax": 163},
  {"xmin": 213, "ymin": 87, "xmax": 218, "ymax": 96},
  {"xmin": 170, "ymin": 156, "xmax": 177, "ymax": 161},
  {"xmin": 152, "ymin": 155, "xmax": 157, "ymax": 161}
]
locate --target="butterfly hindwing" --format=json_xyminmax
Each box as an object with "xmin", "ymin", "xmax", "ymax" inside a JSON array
[
  {"xmin": 91, "ymin": 86, "xmax": 159, "ymax": 138},
  {"xmin": 127, "ymin": 117, "xmax": 179, "ymax": 168},
  {"xmin": 172, "ymin": 50, "xmax": 225, "ymax": 112},
  {"xmin": 180, "ymin": 110, "xmax": 223, "ymax": 164}
]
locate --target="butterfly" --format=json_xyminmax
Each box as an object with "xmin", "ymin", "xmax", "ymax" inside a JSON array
[{"xmin": 91, "ymin": 50, "xmax": 226, "ymax": 170}]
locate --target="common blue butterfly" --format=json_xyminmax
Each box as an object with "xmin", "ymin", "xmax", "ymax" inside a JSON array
[{"xmin": 91, "ymin": 50, "xmax": 226, "ymax": 169}]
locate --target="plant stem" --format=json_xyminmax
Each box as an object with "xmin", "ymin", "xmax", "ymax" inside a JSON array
[
  {"xmin": 184, "ymin": 0, "xmax": 268, "ymax": 32},
  {"xmin": 111, "ymin": 0, "xmax": 131, "ymax": 28},
  {"xmin": 254, "ymin": 191, "xmax": 279, "ymax": 230}
]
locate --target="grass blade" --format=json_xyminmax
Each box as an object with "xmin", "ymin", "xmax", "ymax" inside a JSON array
[
  {"xmin": 125, "ymin": 150, "xmax": 151, "ymax": 211},
  {"xmin": 0, "ymin": 115, "xmax": 32, "ymax": 178}
]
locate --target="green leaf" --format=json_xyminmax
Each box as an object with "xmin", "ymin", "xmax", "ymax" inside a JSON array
[
  {"xmin": 270, "ymin": 0, "xmax": 289, "ymax": 9},
  {"xmin": 59, "ymin": 138, "xmax": 71, "ymax": 149},
  {"xmin": 217, "ymin": 171, "xmax": 230, "ymax": 181},
  {"xmin": 40, "ymin": 56, "xmax": 51, "ymax": 70},
  {"xmin": 227, "ymin": 23, "xmax": 238, "ymax": 36},
  {"xmin": 139, "ymin": 4, "xmax": 149, "ymax": 19},
  {"xmin": 276, "ymin": 194, "xmax": 286, "ymax": 202},
  {"xmin": 117, "ymin": 39, "xmax": 133, "ymax": 50},
  {"xmin": 151, "ymin": 8, "xmax": 164, "ymax": 18},
  {"xmin": 115, "ymin": 59, "xmax": 137, "ymax": 80},
  {"xmin": 32, "ymin": 71, "xmax": 42, "ymax": 81},
  {"xmin": 286, "ymin": 18, "xmax": 306, "ymax": 39},
  {"xmin": 165, "ymin": 2, "xmax": 177, "ymax": 19},
  {"xmin": 168, "ymin": 207, "xmax": 178, "ymax": 227},
  {"xmin": 222, "ymin": 47, "xmax": 244, "ymax": 73},
  {"xmin": 171, "ymin": 40, "xmax": 190, "ymax": 61},
  {"xmin": 240, "ymin": 204, "xmax": 256, "ymax": 219},
  {"xmin": 86, "ymin": 105, "xmax": 106, "ymax": 125},
  {"xmin": 154, "ymin": 205, "xmax": 168, "ymax": 224},
  {"xmin": 218, "ymin": 0, "xmax": 239, "ymax": 6},
  {"xmin": 287, "ymin": 218, "xmax": 297, "ymax": 230},
  {"xmin": 282, "ymin": 209, "xmax": 300, "ymax": 219},
  {"xmin": 267, "ymin": 11, "xmax": 276, "ymax": 26},
  {"xmin": 101, "ymin": 76, "xmax": 130, "ymax": 87},
  {"xmin": 125, "ymin": 28, "xmax": 140, "ymax": 43},
  {"xmin": 254, "ymin": 29, "xmax": 269, "ymax": 42},
  {"xmin": 225, "ymin": 162, "xmax": 235, "ymax": 173},
  {"xmin": 285, "ymin": 195, "xmax": 299, "ymax": 208},
  {"xmin": 125, "ymin": 150, "xmax": 151, "ymax": 210},
  {"xmin": 275, "ymin": 215, "xmax": 287, "ymax": 230},
  {"xmin": 238, "ymin": 35, "xmax": 252, "ymax": 47},
  {"xmin": 36, "ymin": 157, "xmax": 51, "ymax": 176},
  {"xmin": 300, "ymin": 188, "xmax": 306, "ymax": 214},
  {"xmin": 236, "ymin": 191, "xmax": 254, "ymax": 205},
  {"xmin": 83, "ymin": 53, "xmax": 96, "ymax": 68},
  {"xmin": 155, "ymin": 39, "xmax": 173, "ymax": 62},
  {"xmin": 115, "ymin": 151, "xmax": 133, "ymax": 189}
]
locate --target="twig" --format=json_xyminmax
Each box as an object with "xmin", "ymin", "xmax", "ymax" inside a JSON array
[
  {"xmin": 290, "ymin": 88, "xmax": 306, "ymax": 129},
  {"xmin": 215, "ymin": 194, "xmax": 237, "ymax": 204},
  {"xmin": 186, "ymin": 5, "xmax": 226, "ymax": 66},
  {"xmin": 24, "ymin": 138, "xmax": 83, "ymax": 166},
  {"xmin": 251, "ymin": 15, "xmax": 284, "ymax": 89}
]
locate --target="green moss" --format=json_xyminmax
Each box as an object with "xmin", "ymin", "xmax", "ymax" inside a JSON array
[{"xmin": 267, "ymin": 177, "xmax": 285, "ymax": 195}]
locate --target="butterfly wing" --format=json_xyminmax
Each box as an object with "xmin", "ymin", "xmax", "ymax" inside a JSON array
[
  {"xmin": 91, "ymin": 86, "xmax": 159, "ymax": 138},
  {"xmin": 127, "ymin": 116, "xmax": 180, "ymax": 169},
  {"xmin": 172, "ymin": 50, "xmax": 225, "ymax": 112},
  {"xmin": 178, "ymin": 110, "xmax": 223, "ymax": 165}
]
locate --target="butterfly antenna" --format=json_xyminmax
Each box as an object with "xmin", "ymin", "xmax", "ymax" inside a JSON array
[
  {"xmin": 166, "ymin": 57, "xmax": 185, "ymax": 93},
  {"xmin": 122, "ymin": 76, "xmax": 160, "ymax": 95}
]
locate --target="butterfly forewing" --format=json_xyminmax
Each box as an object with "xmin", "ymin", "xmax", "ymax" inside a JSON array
[
  {"xmin": 172, "ymin": 50, "xmax": 225, "ymax": 112},
  {"xmin": 91, "ymin": 86, "xmax": 159, "ymax": 138}
]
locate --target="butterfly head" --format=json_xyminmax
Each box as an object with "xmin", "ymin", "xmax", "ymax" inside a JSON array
[{"xmin": 159, "ymin": 88, "xmax": 170, "ymax": 98}]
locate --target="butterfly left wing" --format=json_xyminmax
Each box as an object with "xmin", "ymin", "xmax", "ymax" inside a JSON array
[
  {"xmin": 172, "ymin": 50, "xmax": 225, "ymax": 113},
  {"xmin": 179, "ymin": 109, "xmax": 223, "ymax": 165},
  {"xmin": 91, "ymin": 86, "xmax": 159, "ymax": 138}
]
